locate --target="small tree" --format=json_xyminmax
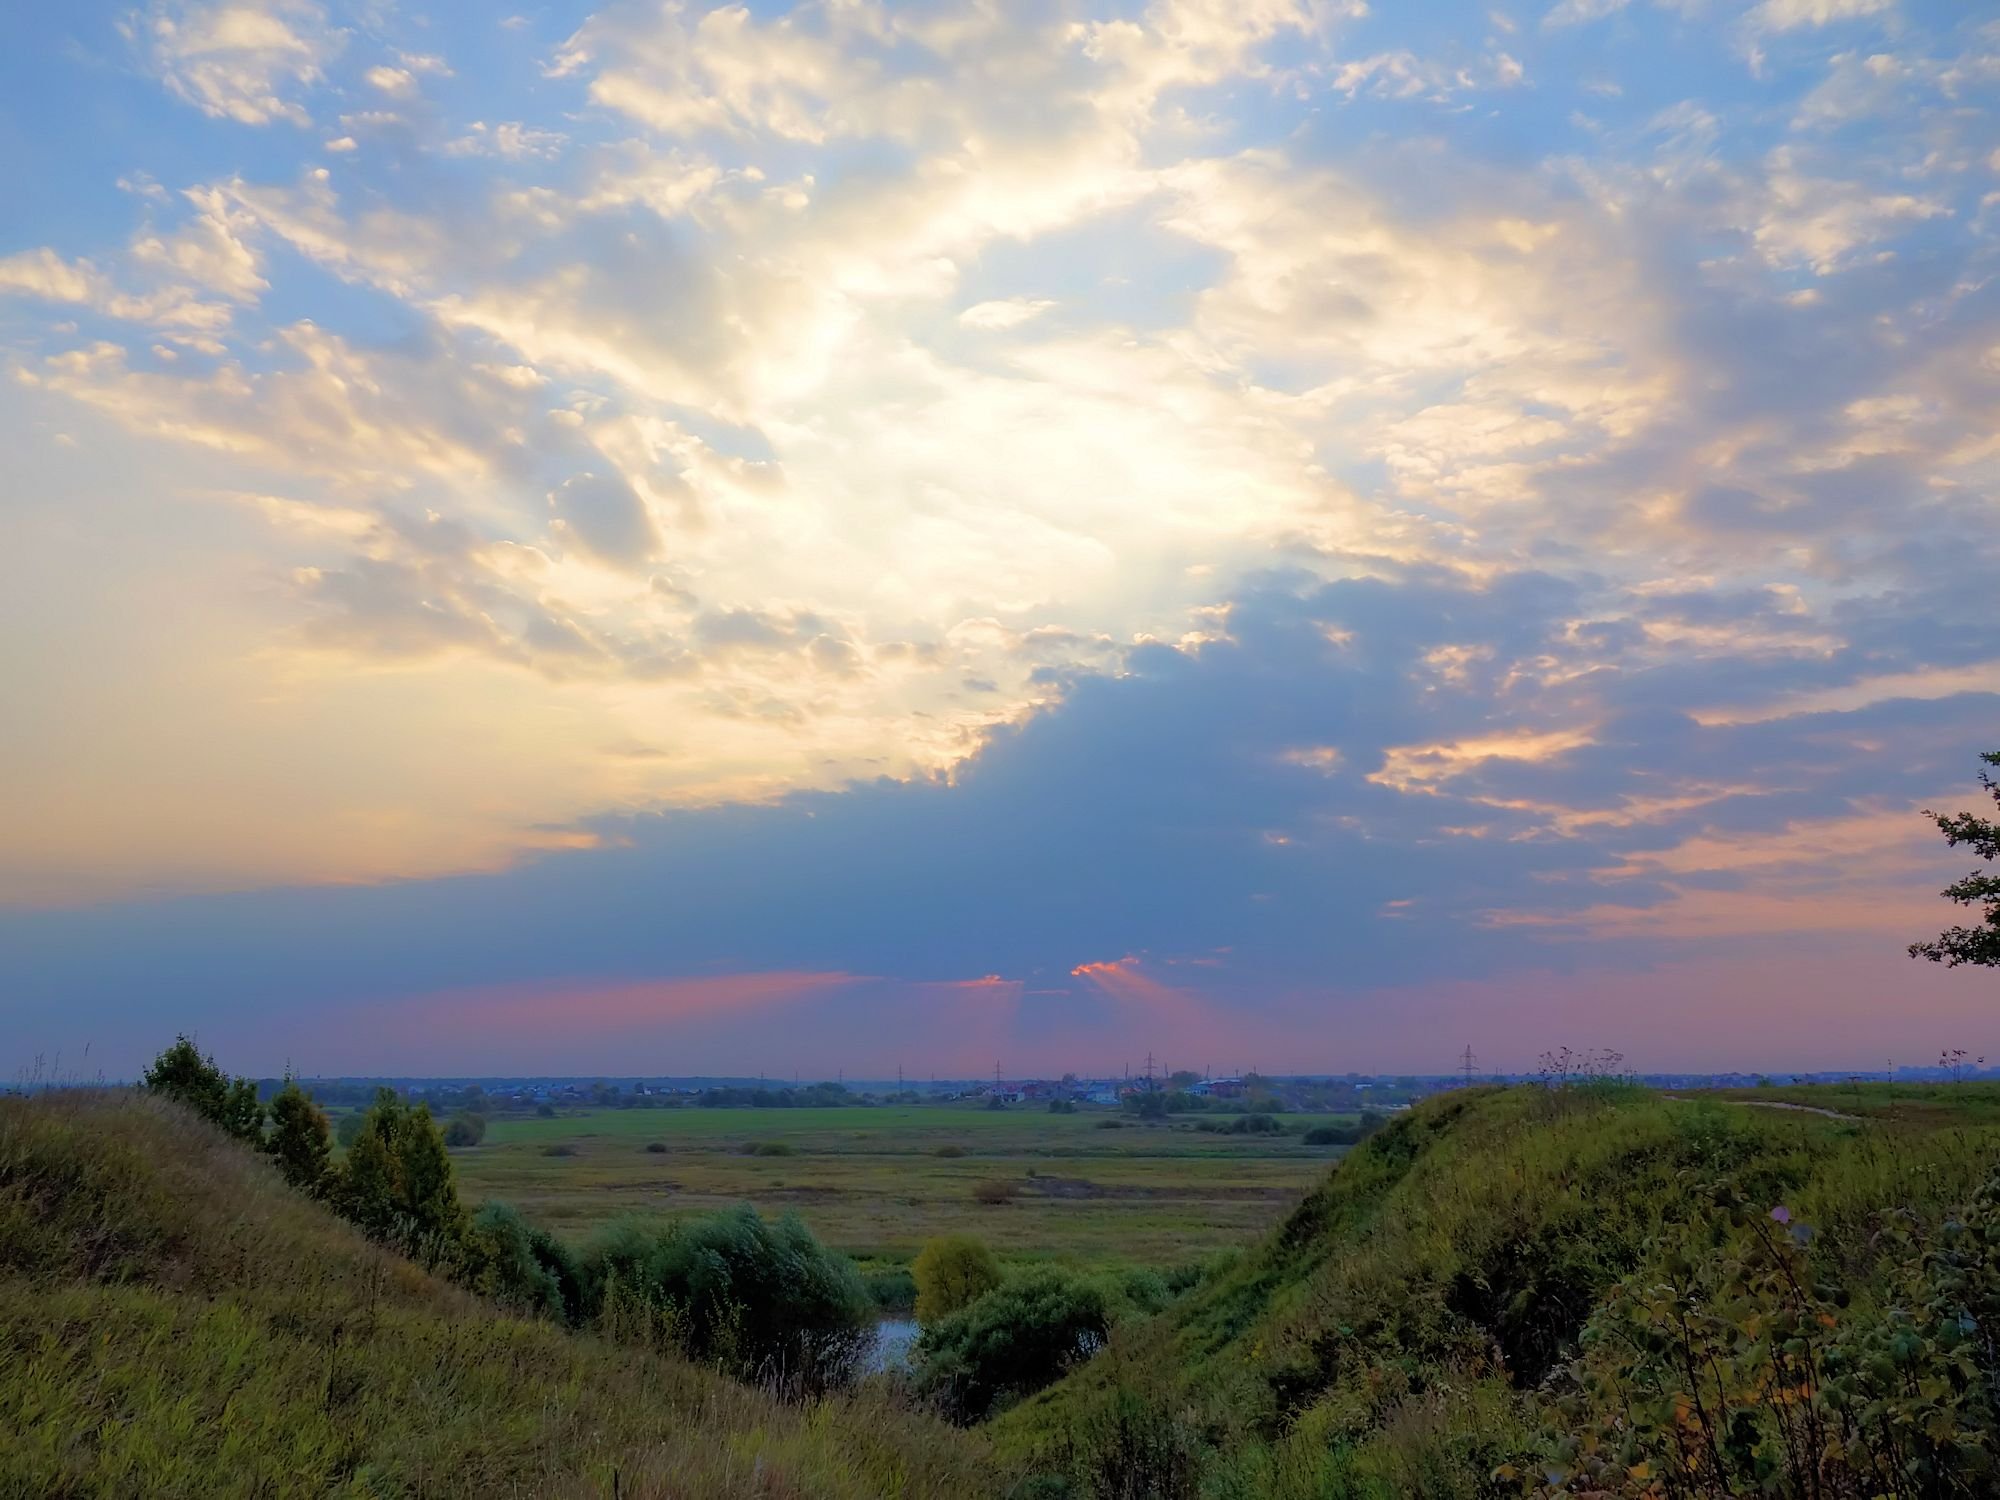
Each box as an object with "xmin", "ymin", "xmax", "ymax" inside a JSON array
[
  {"xmin": 335, "ymin": 1087, "xmax": 464, "ymax": 1262},
  {"xmin": 266, "ymin": 1076, "xmax": 333, "ymax": 1196},
  {"xmin": 913, "ymin": 1234, "xmax": 1002, "ymax": 1322},
  {"xmin": 140, "ymin": 1035, "xmax": 263, "ymax": 1144},
  {"xmin": 1911, "ymin": 750, "xmax": 2000, "ymax": 969}
]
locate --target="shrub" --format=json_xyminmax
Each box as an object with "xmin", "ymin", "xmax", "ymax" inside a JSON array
[
  {"xmin": 139, "ymin": 1036, "xmax": 263, "ymax": 1144},
  {"xmin": 265, "ymin": 1077, "xmax": 332, "ymax": 1196},
  {"xmin": 1047, "ymin": 1099, "xmax": 1077, "ymax": 1114},
  {"xmin": 535, "ymin": 1102, "xmax": 556, "ymax": 1118},
  {"xmin": 1094, "ymin": 1118, "xmax": 1125, "ymax": 1130},
  {"xmin": 743, "ymin": 1140, "xmax": 795, "ymax": 1157},
  {"xmin": 335, "ymin": 1110, "xmax": 367, "ymax": 1149},
  {"xmin": 915, "ymin": 1268, "xmax": 1111, "ymax": 1421},
  {"xmin": 542, "ymin": 1143, "xmax": 579, "ymax": 1157},
  {"xmin": 644, "ymin": 1140, "xmax": 669, "ymax": 1154},
  {"xmin": 333, "ymin": 1088, "xmax": 464, "ymax": 1264},
  {"xmin": 864, "ymin": 1266, "xmax": 919, "ymax": 1313},
  {"xmin": 1302, "ymin": 1111, "xmax": 1387, "ymax": 1146},
  {"xmin": 581, "ymin": 1206, "xmax": 871, "ymax": 1395},
  {"xmin": 443, "ymin": 1112, "xmax": 486, "ymax": 1148},
  {"xmin": 972, "ymin": 1179, "xmax": 1018, "ymax": 1206},
  {"xmin": 934, "ymin": 1144, "xmax": 967, "ymax": 1158},
  {"xmin": 460, "ymin": 1201, "xmax": 586, "ymax": 1323},
  {"xmin": 913, "ymin": 1234, "xmax": 1002, "ymax": 1321}
]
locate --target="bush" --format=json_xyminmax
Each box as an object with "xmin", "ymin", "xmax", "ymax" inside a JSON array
[
  {"xmin": 140, "ymin": 1036, "xmax": 263, "ymax": 1144},
  {"xmin": 934, "ymin": 1144, "xmax": 967, "ymax": 1158},
  {"xmin": 644, "ymin": 1140, "xmax": 669, "ymax": 1153},
  {"xmin": 535, "ymin": 1102, "xmax": 556, "ymax": 1118},
  {"xmin": 443, "ymin": 1112, "xmax": 486, "ymax": 1148},
  {"xmin": 1047, "ymin": 1099, "xmax": 1077, "ymax": 1114},
  {"xmin": 1301, "ymin": 1111, "xmax": 1387, "ymax": 1146},
  {"xmin": 265, "ymin": 1077, "xmax": 332, "ymax": 1196},
  {"xmin": 915, "ymin": 1268, "xmax": 1111, "ymax": 1421},
  {"xmin": 913, "ymin": 1234, "xmax": 1002, "ymax": 1321},
  {"xmin": 1094, "ymin": 1118, "xmax": 1125, "ymax": 1130},
  {"xmin": 333, "ymin": 1089, "xmax": 464, "ymax": 1265},
  {"xmin": 460, "ymin": 1202, "xmax": 586, "ymax": 1323},
  {"xmin": 742, "ymin": 1140, "xmax": 795, "ymax": 1157},
  {"xmin": 972, "ymin": 1179, "xmax": 1018, "ymax": 1206},
  {"xmin": 863, "ymin": 1266, "xmax": 918, "ymax": 1313},
  {"xmin": 542, "ymin": 1143, "xmax": 579, "ymax": 1157},
  {"xmin": 581, "ymin": 1206, "xmax": 871, "ymax": 1395},
  {"xmin": 335, "ymin": 1110, "xmax": 366, "ymax": 1149}
]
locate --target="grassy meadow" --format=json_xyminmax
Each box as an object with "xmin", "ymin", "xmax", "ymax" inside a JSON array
[{"xmin": 451, "ymin": 1102, "xmax": 1359, "ymax": 1271}]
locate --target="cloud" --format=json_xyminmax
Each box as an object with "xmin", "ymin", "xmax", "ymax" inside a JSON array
[
  {"xmin": 959, "ymin": 298, "xmax": 1057, "ymax": 331},
  {"xmin": 548, "ymin": 471, "xmax": 664, "ymax": 570},
  {"xmin": 1749, "ymin": 0, "xmax": 1896, "ymax": 35},
  {"xmin": 5, "ymin": 564, "xmax": 1992, "ymax": 1073},
  {"xmin": 132, "ymin": 0, "xmax": 339, "ymax": 126}
]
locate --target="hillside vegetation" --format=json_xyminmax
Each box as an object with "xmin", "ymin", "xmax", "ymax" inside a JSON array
[
  {"xmin": 997, "ymin": 1083, "xmax": 2000, "ymax": 1498},
  {"xmin": 0, "ymin": 1089, "xmax": 999, "ymax": 1499}
]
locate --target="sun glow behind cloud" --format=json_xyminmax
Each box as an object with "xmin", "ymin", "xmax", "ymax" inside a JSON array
[{"xmin": 1, "ymin": 0, "xmax": 1997, "ymax": 1072}]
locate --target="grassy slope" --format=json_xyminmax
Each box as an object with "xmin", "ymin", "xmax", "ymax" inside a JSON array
[
  {"xmin": 994, "ymin": 1083, "xmax": 2000, "ymax": 1497},
  {"xmin": 0, "ymin": 1090, "xmax": 1002, "ymax": 1499}
]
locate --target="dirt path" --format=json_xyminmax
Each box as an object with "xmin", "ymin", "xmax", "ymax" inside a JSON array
[{"xmin": 1664, "ymin": 1096, "xmax": 1861, "ymax": 1122}]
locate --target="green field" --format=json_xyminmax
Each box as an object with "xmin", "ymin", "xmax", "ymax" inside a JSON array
[{"xmin": 451, "ymin": 1103, "xmax": 1357, "ymax": 1270}]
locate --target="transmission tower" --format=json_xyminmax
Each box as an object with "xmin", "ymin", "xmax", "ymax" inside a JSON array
[{"xmin": 1459, "ymin": 1045, "xmax": 1479, "ymax": 1087}]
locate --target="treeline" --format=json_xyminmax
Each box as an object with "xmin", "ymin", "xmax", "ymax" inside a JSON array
[{"xmin": 139, "ymin": 1037, "xmax": 872, "ymax": 1394}]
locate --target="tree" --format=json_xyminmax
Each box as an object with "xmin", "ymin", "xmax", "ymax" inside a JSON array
[
  {"xmin": 913, "ymin": 1234, "xmax": 1002, "ymax": 1322},
  {"xmin": 140, "ymin": 1035, "xmax": 263, "ymax": 1144},
  {"xmin": 266, "ymin": 1076, "xmax": 333, "ymax": 1196},
  {"xmin": 335, "ymin": 1087, "xmax": 465, "ymax": 1262},
  {"xmin": 443, "ymin": 1112, "xmax": 486, "ymax": 1148},
  {"xmin": 1910, "ymin": 750, "xmax": 2000, "ymax": 969}
]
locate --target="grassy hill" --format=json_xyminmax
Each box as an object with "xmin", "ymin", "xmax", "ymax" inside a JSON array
[
  {"xmin": 994, "ymin": 1083, "xmax": 2000, "ymax": 1498},
  {"xmin": 0, "ymin": 1089, "xmax": 1000, "ymax": 1499}
]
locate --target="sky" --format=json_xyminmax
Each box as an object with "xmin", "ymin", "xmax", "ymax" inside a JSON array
[{"xmin": 1, "ymin": 0, "xmax": 1997, "ymax": 1081}]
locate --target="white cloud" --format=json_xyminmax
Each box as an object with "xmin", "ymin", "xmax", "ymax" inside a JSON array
[
  {"xmin": 1754, "ymin": 148, "xmax": 1948, "ymax": 273},
  {"xmin": 1749, "ymin": 0, "xmax": 1895, "ymax": 34},
  {"xmin": 134, "ymin": 0, "xmax": 338, "ymax": 126},
  {"xmin": 1543, "ymin": 0, "xmax": 1631, "ymax": 27},
  {"xmin": 442, "ymin": 122, "xmax": 568, "ymax": 160},
  {"xmin": 364, "ymin": 64, "xmax": 417, "ymax": 98},
  {"xmin": 958, "ymin": 298, "xmax": 1057, "ymax": 331}
]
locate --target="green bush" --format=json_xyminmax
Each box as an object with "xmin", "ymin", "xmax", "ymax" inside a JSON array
[
  {"xmin": 264, "ymin": 1077, "xmax": 332, "ymax": 1196},
  {"xmin": 139, "ymin": 1036, "xmax": 263, "ymax": 1144},
  {"xmin": 863, "ymin": 1266, "xmax": 918, "ymax": 1313},
  {"xmin": 460, "ymin": 1201, "xmax": 586, "ymax": 1323},
  {"xmin": 742, "ymin": 1140, "xmax": 795, "ymax": 1156},
  {"xmin": 915, "ymin": 1267, "xmax": 1111, "ymax": 1422},
  {"xmin": 332, "ymin": 1089, "xmax": 464, "ymax": 1265},
  {"xmin": 1301, "ymin": 1111, "xmax": 1387, "ymax": 1146},
  {"xmin": 913, "ymin": 1234, "xmax": 1002, "ymax": 1322},
  {"xmin": 443, "ymin": 1112, "xmax": 486, "ymax": 1148},
  {"xmin": 581, "ymin": 1206, "xmax": 871, "ymax": 1395}
]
